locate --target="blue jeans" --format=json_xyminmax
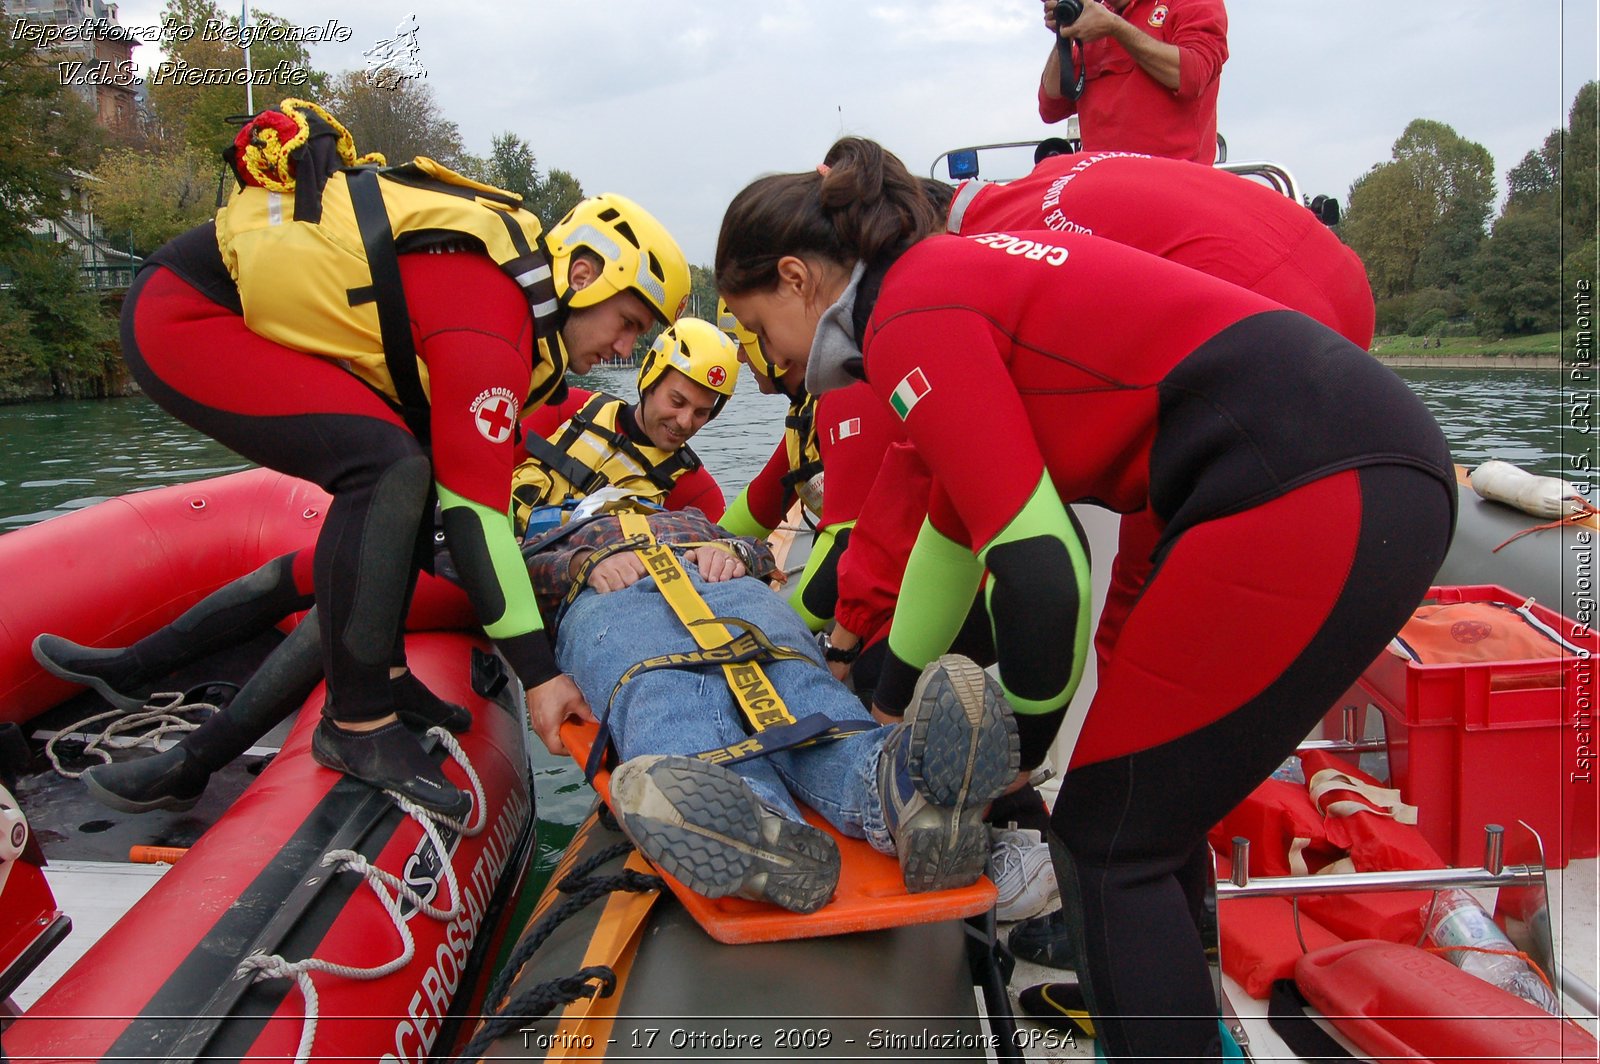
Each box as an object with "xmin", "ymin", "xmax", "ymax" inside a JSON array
[{"xmin": 556, "ymin": 571, "xmax": 894, "ymax": 853}]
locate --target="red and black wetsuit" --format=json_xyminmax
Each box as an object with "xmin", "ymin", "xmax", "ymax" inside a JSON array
[
  {"xmin": 123, "ymin": 223, "xmax": 559, "ymax": 721},
  {"xmin": 853, "ymin": 232, "xmax": 1452, "ymax": 1060},
  {"xmin": 947, "ymin": 150, "xmax": 1379, "ymax": 672},
  {"xmin": 949, "ymin": 151, "xmax": 1375, "ymax": 347},
  {"xmin": 723, "ymin": 382, "xmax": 901, "ymax": 628}
]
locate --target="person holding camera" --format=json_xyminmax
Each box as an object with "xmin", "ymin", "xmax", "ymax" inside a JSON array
[{"xmin": 1038, "ymin": 0, "xmax": 1228, "ymax": 164}]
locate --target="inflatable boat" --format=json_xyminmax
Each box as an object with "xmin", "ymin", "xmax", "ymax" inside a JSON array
[
  {"xmin": 0, "ymin": 469, "xmax": 532, "ymax": 1062},
  {"xmin": 1, "ymin": 457, "xmax": 1593, "ymax": 1063}
]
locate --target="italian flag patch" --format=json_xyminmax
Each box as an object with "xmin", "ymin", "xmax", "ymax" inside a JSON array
[{"xmin": 889, "ymin": 368, "xmax": 931, "ymax": 420}]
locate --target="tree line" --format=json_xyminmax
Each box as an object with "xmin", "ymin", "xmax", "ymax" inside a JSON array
[{"xmin": 1338, "ymin": 82, "xmax": 1596, "ymax": 340}]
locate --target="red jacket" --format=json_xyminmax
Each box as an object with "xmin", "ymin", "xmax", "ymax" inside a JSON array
[{"xmin": 1038, "ymin": 0, "xmax": 1227, "ymax": 165}]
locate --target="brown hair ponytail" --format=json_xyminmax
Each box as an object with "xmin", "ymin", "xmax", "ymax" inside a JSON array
[{"xmin": 715, "ymin": 137, "xmax": 940, "ymax": 295}]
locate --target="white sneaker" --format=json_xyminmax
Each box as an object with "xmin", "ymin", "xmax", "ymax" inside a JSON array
[{"xmin": 989, "ymin": 824, "xmax": 1059, "ymax": 922}]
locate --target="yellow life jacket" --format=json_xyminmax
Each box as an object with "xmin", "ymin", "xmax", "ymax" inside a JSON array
[
  {"xmin": 511, "ymin": 392, "xmax": 702, "ymax": 531},
  {"xmin": 215, "ymin": 156, "xmax": 566, "ymax": 430},
  {"xmin": 782, "ymin": 392, "xmax": 825, "ymax": 514}
]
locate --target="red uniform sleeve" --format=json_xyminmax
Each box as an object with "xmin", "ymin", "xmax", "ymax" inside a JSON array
[
  {"xmin": 815, "ymin": 383, "xmax": 905, "ymax": 530},
  {"xmin": 1171, "ymin": 0, "xmax": 1228, "ymax": 100},
  {"xmin": 865, "ymin": 307, "xmax": 1046, "ymax": 551},
  {"xmin": 1039, "ymin": 80, "xmax": 1078, "ymax": 124},
  {"xmin": 413, "ymin": 261, "xmax": 535, "ymax": 513},
  {"xmin": 664, "ymin": 464, "xmax": 727, "ymax": 521},
  {"xmin": 741, "ymin": 436, "xmax": 795, "ymax": 529},
  {"xmin": 834, "ymin": 442, "xmax": 930, "ymax": 644}
]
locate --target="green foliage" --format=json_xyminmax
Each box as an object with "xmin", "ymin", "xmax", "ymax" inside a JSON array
[
  {"xmin": 1505, "ymin": 132, "xmax": 1560, "ymax": 213},
  {"xmin": 1340, "ymin": 162, "xmax": 1434, "ymax": 300},
  {"xmin": 324, "ymin": 70, "xmax": 463, "ymax": 168},
  {"xmin": 486, "ymin": 132, "xmax": 536, "ymax": 200},
  {"xmin": 688, "ymin": 264, "xmax": 718, "ymax": 323},
  {"xmin": 0, "ymin": 241, "xmax": 118, "ymax": 397},
  {"xmin": 1565, "ymin": 81, "xmax": 1597, "ymax": 247},
  {"xmin": 0, "ymin": 5, "xmax": 104, "ymax": 250},
  {"xmin": 149, "ymin": 0, "xmax": 329, "ymax": 159},
  {"xmin": 478, "ymin": 131, "xmax": 585, "ymax": 230},
  {"xmin": 89, "ymin": 146, "xmax": 221, "ymax": 256},
  {"xmin": 527, "ymin": 169, "xmax": 584, "ymax": 231},
  {"xmin": 1394, "ymin": 119, "xmax": 1495, "ymax": 292},
  {"xmin": 1470, "ymin": 208, "xmax": 1565, "ymax": 336}
]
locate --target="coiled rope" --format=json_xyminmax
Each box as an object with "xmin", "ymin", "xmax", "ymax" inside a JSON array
[
  {"xmin": 45, "ymin": 688, "xmax": 231, "ymax": 779},
  {"xmin": 452, "ymin": 840, "xmax": 664, "ymax": 1063},
  {"xmin": 236, "ymin": 727, "xmax": 487, "ymax": 1064}
]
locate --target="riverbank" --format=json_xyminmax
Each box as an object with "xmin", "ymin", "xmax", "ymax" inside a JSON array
[{"xmin": 1370, "ymin": 331, "xmax": 1567, "ymax": 369}]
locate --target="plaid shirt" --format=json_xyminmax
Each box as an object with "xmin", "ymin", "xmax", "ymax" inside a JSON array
[{"xmin": 524, "ymin": 508, "xmax": 777, "ymax": 621}]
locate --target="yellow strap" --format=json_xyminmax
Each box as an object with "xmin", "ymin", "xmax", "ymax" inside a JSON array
[{"xmin": 616, "ymin": 513, "xmax": 797, "ymax": 731}]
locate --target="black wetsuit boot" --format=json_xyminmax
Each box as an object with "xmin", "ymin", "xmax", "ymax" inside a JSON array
[
  {"xmin": 33, "ymin": 552, "xmax": 314, "ymax": 711},
  {"xmin": 80, "ymin": 617, "xmax": 323, "ymax": 813}
]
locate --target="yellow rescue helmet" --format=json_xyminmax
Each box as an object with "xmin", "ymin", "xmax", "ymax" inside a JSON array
[
  {"xmin": 638, "ymin": 317, "xmax": 741, "ymax": 419},
  {"xmin": 715, "ymin": 298, "xmax": 781, "ymax": 380},
  {"xmin": 546, "ymin": 194, "xmax": 691, "ymax": 326}
]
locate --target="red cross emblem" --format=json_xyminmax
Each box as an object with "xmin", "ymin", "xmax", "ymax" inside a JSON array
[
  {"xmin": 472, "ymin": 393, "xmax": 517, "ymax": 443},
  {"xmin": 706, "ymin": 365, "xmax": 727, "ymax": 388}
]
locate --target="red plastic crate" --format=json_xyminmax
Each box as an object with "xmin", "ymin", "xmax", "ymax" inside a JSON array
[{"xmin": 1355, "ymin": 585, "xmax": 1598, "ymax": 869}]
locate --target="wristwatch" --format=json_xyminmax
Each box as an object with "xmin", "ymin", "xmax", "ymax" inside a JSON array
[{"xmin": 819, "ymin": 630, "xmax": 861, "ymax": 664}]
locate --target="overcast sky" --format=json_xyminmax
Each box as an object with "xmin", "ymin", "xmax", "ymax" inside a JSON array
[{"xmin": 102, "ymin": 0, "xmax": 1599, "ymax": 265}]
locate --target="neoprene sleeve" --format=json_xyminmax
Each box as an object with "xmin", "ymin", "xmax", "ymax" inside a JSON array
[
  {"xmin": 786, "ymin": 521, "xmax": 853, "ymax": 632},
  {"xmin": 877, "ymin": 517, "xmax": 986, "ymax": 713},
  {"xmin": 717, "ymin": 487, "xmax": 772, "ymax": 539},
  {"xmin": 437, "ymin": 484, "xmax": 557, "ymax": 686},
  {"xmin": 977, "ymin": 474, "xmax": 1091, "ymax": 744}
]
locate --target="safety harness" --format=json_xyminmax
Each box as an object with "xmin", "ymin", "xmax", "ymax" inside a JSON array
[
  {"xmin": 779, "ymin": 393, "xmax": 825, "ymax": 516},
  {"xmin": 216, "ymin": 100, "xmax": 565, "ymax": 439},
  {"xmin": 576, "ymin": 513, "xmax": 872, "ymax": 783},
  {"xmin": 512, "ymin": 393, "xmax": 702, "ymax": 531}
]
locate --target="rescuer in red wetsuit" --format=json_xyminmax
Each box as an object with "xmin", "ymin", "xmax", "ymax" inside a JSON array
[
  {"xmin": 716, "ymin": 301, "xmax": 903, "ymax": 636},
  {"xmin": 1038, "ymin": 0, "xmax": 1227, "ymax": 164},
  {"xmin": 715, "ymin": 137, "xmax": 1454, "ymax": 1061},
  {"xmin": 97, "ymin": 103, "xmax": 690, "ymax": 817}
]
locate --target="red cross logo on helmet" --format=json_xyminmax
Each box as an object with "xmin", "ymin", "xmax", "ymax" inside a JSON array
[{"xmin": 706, "ymin": 365, "xmax": 727, "ymax": 388}]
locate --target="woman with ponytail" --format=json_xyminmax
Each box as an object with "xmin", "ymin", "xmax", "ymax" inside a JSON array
[{"xmin": 717, "ymin": 136, "xmax": 1455, "ymax": 1061}]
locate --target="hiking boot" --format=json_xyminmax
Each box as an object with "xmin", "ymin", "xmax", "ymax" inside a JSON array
[
  {"xmin": 392, "ymin": 671, "xmax": 472, "ymax": 733},
  {"xmin": 32, "ymin": 634, "xmax": 152, "ymax": 712},
  {"xmin": 878, "ymin": 654, "xmax": 1019, "ymax": 893},
  {"xmin": 311, "ymin": 719, "xmax": 471, "ymax": 820},
  {"xmin": 1008, "ymin": 907, "xmax": 1079, "ymax": 970},
  {"xmin": 610, "ymin": 754, "xmax": 840, "ymax": 914},
  {"xmin": 990, "ymin": 824, "xmax": 1060, "ymax": 922},
  {"xmin": 81, "ymin": 746, "xmax": 209, "ymax": 813}
]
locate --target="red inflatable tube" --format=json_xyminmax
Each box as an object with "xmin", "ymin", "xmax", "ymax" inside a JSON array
[
  {"xmin": 0, "ymin": 468, "xmax": 326, "ymax": 724},
  {"xmin": 1294, "ymin": 939, "xmax": 1598, "ymax": 1063},
  {"xmin": 0, "ymin": 469, "xmax": 484, "ymax": 724},
  {"xmin": 4, "ymin": 631, "xmax": 535, "ymax": 1062}
]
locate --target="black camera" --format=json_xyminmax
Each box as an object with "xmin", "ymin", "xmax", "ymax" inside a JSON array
[{"xmin": 1054, "ymin": 0, "xmax": 1084, "ymax": 26}]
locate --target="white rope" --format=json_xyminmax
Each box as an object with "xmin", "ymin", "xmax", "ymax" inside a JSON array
[
  {"xmin": 237, "ymin": 727, "xmax": 487, "ymax": 1064},
  {"xmin": 45, "ymin": 692, "xmax": 218, "ymax": 779}
]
